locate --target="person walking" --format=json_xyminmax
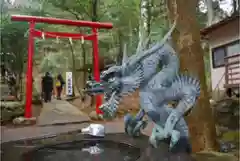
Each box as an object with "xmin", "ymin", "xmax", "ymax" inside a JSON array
[
  {"xmin": 1, "ymin": 64, "xmax": 6, "ymax": 82},
  {"xmin": 42, "ymin": 72, "xmax": 53, "ymax": 102},
  {"xmin": 56, "ymin": 74, "xmax": 65, "ymax": 100}
]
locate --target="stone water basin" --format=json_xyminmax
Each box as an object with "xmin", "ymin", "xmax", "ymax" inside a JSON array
[{"xmin": 1, "ymin": 132, "xmax": 194, "ymax": 161}]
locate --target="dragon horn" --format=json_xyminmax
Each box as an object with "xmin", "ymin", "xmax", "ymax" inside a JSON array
[{"xmin": 127, "ymin": 17, "xmax": 177, "ymax": 66}]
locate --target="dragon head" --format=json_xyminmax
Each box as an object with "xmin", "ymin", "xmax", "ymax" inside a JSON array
[
  {"xmin": 100, "ymin": 65, "xmax": 123, "ymax": 101},
  {"xmin": 84, "ymin": 44, "xmax": 128, "ymax": 98},
  {"xmin": 100, "ymin": 65, "xmax": 122, "ymax": 82},
  {"xmin": 83, "ymin": 65, "xmax": 123, "ymax": 101}
]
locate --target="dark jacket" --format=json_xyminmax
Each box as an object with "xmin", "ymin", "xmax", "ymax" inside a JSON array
[
  {"xmin": 42, "ymin": 74, "xmax": 53, "ymax": 92},
  {"xmin": 1, "ymin": 65, "xmax": 6, "ymax": 76}
]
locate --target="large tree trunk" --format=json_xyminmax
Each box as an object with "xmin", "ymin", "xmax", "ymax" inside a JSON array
[{"xmin": 167, "ymin": 0, "xmax": 219, "ymax": 152}]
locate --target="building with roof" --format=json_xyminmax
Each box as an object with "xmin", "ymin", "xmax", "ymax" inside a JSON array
[{"xmin": 201, "ymin": 14, "xmax": 239, "ymax": 99}]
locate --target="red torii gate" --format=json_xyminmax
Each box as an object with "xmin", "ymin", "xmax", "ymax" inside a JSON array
[{"xmin": 11, "ymin": 15, "xmax": 113, "ymax": 118}]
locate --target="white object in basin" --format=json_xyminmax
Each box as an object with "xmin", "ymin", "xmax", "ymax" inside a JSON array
[{"xmin": 81, "ymin": 124, "xmax": 105, "ymax": 137}]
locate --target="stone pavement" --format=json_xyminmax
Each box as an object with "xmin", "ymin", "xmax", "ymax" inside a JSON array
[
  {"xmin": 1, "ymin": 123, "xmax": 88, "ymax": 143},
  {"xmin": 1, "ymin": 119, "xmax": 154, "ymax": 143},
  {"xmin": 37, "ymin": 99, "xmax": 90, "ymax": 126}
]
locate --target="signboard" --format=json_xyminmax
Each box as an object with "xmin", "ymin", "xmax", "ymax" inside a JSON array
[{"xmin": 66, "ymin": 72, "xmax": 73, "ymax": 96}]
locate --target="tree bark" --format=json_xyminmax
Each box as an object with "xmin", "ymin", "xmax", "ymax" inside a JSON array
[{"xmin": 167, "ymin": 0, "xmax": 219, "ymax": 152}]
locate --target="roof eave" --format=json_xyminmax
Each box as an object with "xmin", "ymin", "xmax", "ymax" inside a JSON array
[{"xmin": 200, "ymin": 14, "xmax": 239, "ymax": 36}]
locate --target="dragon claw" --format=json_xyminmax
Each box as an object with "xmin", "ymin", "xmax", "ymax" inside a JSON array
[
  {"xmin": 163, "ymin": 127, "xmax": 173, "ymax": 138},
  {"xmin": 149, "ymin": 123, "xmax": 180, "ymax": 149},
  {"xmin": 99, "ymin": 103, "xmax": 116, "ymax": 119},
  {"xmin": 169, "ymin": 130, "xmax": 180, "ymax": 150},
  {"xmin": 149, "ymin": 124, "xmax": 164, "ymax": 148},
  {"xmin": 149, "ymin": 132, "xmax": 158, "ymax": 148},
  {"xmin": 163, "ymin": 111, "xmax": 180, "ymax": 138},
  {"xmin": 124, "ymin": 114, "xmax": 132, "ymax": 134},
  {"xmin": 133, "ymin": 120, "xmax": 147, "ymax": 135},
  {"xmin": 124, "ymin": 114, "xmax": 147, "ymax": 137},
  {"xmin": 124, "ymin": 113, "xmax": 132, "ymax": 123}
]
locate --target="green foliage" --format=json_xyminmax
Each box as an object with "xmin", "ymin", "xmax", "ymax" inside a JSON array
[
  {"xmin": 1, "ymin": 13, "xmax": 45, "ymax": 73},
  {"xmin": 1, "ymin": 20, "xmax": 27, "ymax": 53},
  {"xmin": 197, "ymin": 7, "xmax": 208, "ymax": 28},
  {"xmin": 1, "ymin": 15, "xmax": 28, "ymax": 73},
  {"xmin": 2, "ymin": 0, "xmax": 229, "ymax": 84}
]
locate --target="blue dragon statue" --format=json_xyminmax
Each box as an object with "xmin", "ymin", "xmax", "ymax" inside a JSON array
[{"xmin": 84, "ymin": 21, "xmax": 200, "ymax": 153}]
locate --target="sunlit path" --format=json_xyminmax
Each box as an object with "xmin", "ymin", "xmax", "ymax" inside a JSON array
[{"xmin": 37, "ymin": 99, "xmax": 90, "ymax": 126}]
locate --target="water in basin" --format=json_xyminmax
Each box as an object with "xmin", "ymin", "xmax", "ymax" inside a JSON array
[{"xmin": 21, "ymin": 140, "xmax": 140, "ymax": 161}]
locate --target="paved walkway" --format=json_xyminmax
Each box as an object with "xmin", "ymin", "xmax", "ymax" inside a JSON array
[
  {"xmin": 1, "ymin": 123, "xmax": 88, "ymax": 143},
  {"xmin": 37, "ymin": 99, "xmax": 90, "ymax": 126},
  {"xmin": 1, "ymin": 119, "xmax": 153, "ymax": 143}
]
